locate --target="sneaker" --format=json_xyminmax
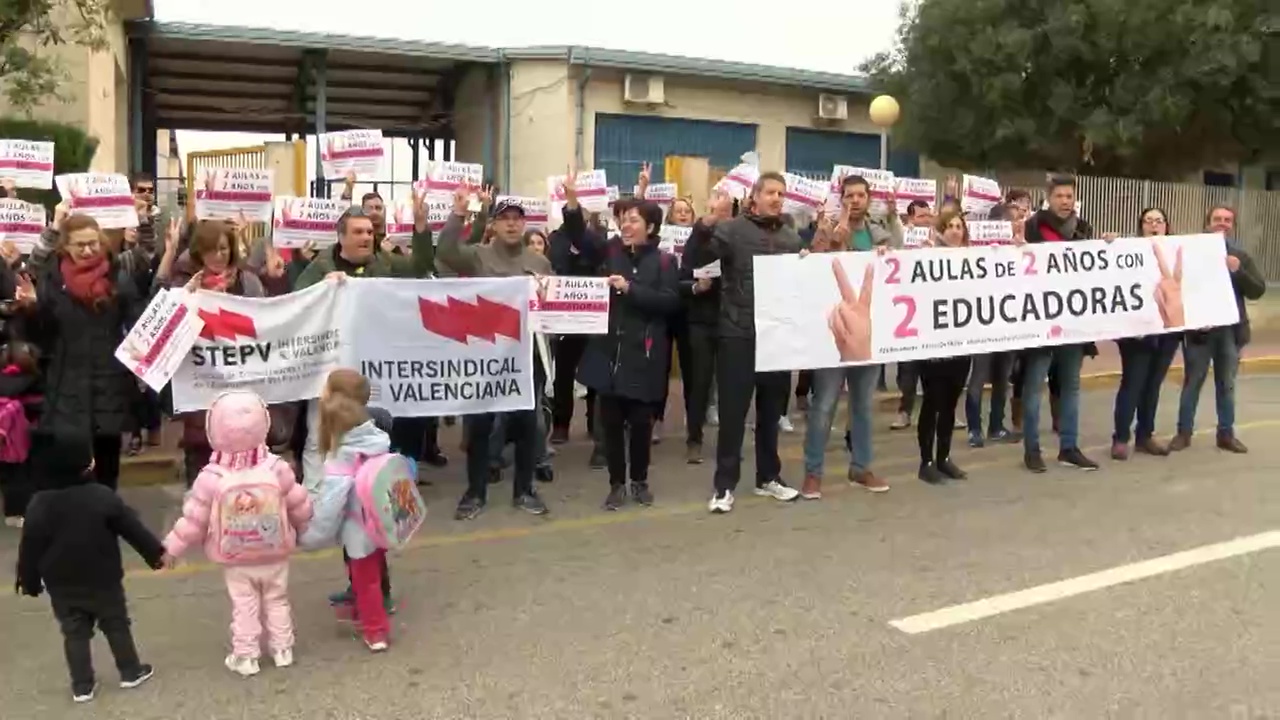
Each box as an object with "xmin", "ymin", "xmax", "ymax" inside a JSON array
[
  {"xmin": 534, "ymin": 464, "xmax": 555, "ymax": 483},
  {"xmin": 918, "ymin": 462, "xmax": 947, "ymax": 485},
  {"xmin": 777, "ymin": 416, "xmax": 795, "ymax": 433},
  {"xmin": 707, "ymin": 405, "xmax": 719, "ymax": 427},
  {"xmin": 224, "ymin": 654, "xmax": 260, "ymax": 677},
  {"xmin": 2, "ymin": 516, "xmax": 21, "ymax": 528},
  {"xmin": 890, "ymin": 412, "xmax": 910, "ymax": 430},
  {"xmin": 549, "ymin": 427, "xmax": 570, "ymax": 445},
  {"xmin": 1024, "ymin": 451, "xmax": 1047, "ymax": 474},
  {"xmin": 968, "ymin": 431, "xmax": 985, "ymax": 448},
  {"xmin": 1111, "ymin": 441, "xmax": 1130, "ymax": 461},
  {"xmin": 271, "ymin": 649, "xmax": 294, "ymax": 668},
  {"xmin": 365, "ymin": 636, "xmax": 389, "ymax": 653},
  {"xmin": 574, "ymin": 382, "xmax": 589, "ymax": 399},
  {"xmin": 849, "ymin": 469, "xmax": 890, "ymax": 493},
  {"xmin": 422, "ymin": 451, "xmax": 448, "ymax": 468},
  {"xmin": 328, "ymin": 587, "xmax": 354, "ymax": 606},
  {"xmin": 588, "ymin": 448, "xmax": 608, "ymax": 469},
  {"xmin": 800, "ymin": 474, "xmax": 822, "ymax": 500},
  {"xmin": 937, "ymin": 458, "xmax": 967, "ymax": 480},
  {"xmin": 1059, "ymin": 447, "xmax": 1100, "ymax": 471},
  {"xmin": 384, "ymin": 597, "xmax": 398, "ymax": 615},
  {"xmin": 685, "ymin": 442, "xmax": 703, "ymax": 465},
  {"xmin": 796, "ymin": 395, "xmax": 810, "ymax": 412},
  {"xmin": 454, "ymin": 494, "xmax": 486, "ymax": 521},
  {"xmin": 954, "ymin": 417, "xmax": 967, "ymax": 429},
  {"xmin": 603, "ymin": 485, "xmax": 627, "ymax": 511},
  {"xmin": 708, "ymin": 489, "xmax": 734, "ymax": 514},
  {"xmin": 1217, "ymin": 434, "xmax": 1248, "ymax": 454},
  {"xmin": 1168, "ymin": 433, "xmax": 1192, "ymax": 452},
  {"xmin": 1135, "ymin": 438, "xmax": 1169, "ymax": 456},
  {"xmin": 989, "ymin": 427, "xmax": 1020, "ymax": 444},
  {"xmin": 631, "ymin": 483, "xmax": 654, "ymax": 506},
  {"xmin": 72, "ymin": 684, "xmax": 96, "ymax": 703},
  {"xmin": 651, "ymin": 420, "xmax": 664, "ymax": 445},
  {"xmin": 120, "ymin": 664, "xmax": 155, "ymax": 689},
  {"xmin": 514, "ymin": 492, "xmax": 548, "ymax": 515},
  {"xmin": 754, "ymin": 479, "xmax": 799, "ymax": 502}
]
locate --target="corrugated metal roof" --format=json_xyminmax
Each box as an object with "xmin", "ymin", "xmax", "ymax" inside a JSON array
[{"xmin": 144, "ymin": 22, "xmax": 872, "ymax": 94}]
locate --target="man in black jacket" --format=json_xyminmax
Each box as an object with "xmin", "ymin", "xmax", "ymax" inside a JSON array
[
  {"xmin": 1170, "ymin": 204, "xmax": 1266, "ymax": 453},
  {"xmin": 703, "ymin": 172, "xmax": 803, "ymax": 513},
  {"xmin": 1019, "ymin": 175, "xmax": 1100, "ymax": 474},
  {"xmin": 15, "ymin": 433, "xmax": 166, "ymax": 703}
]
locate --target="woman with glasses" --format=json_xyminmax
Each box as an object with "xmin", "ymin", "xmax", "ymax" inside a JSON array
[{"xmin": 1110, "ymin": 207, "xmax": 1179, "ymax": 459}]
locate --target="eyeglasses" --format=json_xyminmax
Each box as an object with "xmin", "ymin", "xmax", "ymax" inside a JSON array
[{"xmin": 67, "ymin": 240, "xmax": 100, "ymax": 252}]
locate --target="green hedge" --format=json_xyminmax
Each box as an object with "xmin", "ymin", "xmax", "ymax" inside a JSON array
[{"xmin": 0, "ymin": 118, "xmax": 98, "ymax": 213}]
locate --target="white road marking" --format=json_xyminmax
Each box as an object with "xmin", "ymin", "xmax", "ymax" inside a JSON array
[{"xmin": 889, "ymin": 530, "xmax": 1280, "ymax": 634}]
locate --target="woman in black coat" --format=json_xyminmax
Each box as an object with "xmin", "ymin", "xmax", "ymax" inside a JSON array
[
  {"xmin": 15, "ymin": 213, "xmax": 149, "ymax": 491},
  {"xmin": 570, "ymin": 200, "xmax": 680, "ymax": 510}
]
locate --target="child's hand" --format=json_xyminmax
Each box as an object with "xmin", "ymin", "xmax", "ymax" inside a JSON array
[{"xmin": 159, "ymin": 553, "xmax": 177, "ymax": 570}]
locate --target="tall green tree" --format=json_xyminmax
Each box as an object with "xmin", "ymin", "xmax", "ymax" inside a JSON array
[
  {"xmin": 0, "ymin": 0, "xmax": 110, "ymax": 112},
  {"xmin": 862, "ymin": 0, "xmax": 1277, "ymax": 180}
]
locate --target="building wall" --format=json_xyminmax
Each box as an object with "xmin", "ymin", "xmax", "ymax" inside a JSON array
[
  {"xmin": 503, "ymin": 60, "xmax": 577, "ymax": 197},
  {"xmin": 452, "ymin": 63, "xmax": 495, "ymax": 174}
]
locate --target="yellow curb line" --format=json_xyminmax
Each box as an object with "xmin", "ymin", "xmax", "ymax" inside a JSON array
[{"xmin": 127, "ymin": 419, "xmax": 1280, "ymax": 582}]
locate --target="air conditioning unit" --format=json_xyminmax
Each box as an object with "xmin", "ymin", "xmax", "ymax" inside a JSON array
[
  {"xmin": 817, "ymin": 93, "xmax": 849, "ymax": 120},
  {"xmin": 624, "ymin": 73, "xmax": 665, "ymax": 105}
]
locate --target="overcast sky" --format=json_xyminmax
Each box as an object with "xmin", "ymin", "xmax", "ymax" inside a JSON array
[{"xmin": 152, "ymin": 0, "xmax": 902, "ymax": 192}]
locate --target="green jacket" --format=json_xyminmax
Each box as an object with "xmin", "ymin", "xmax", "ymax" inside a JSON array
[{"xmin": 293, "ymin": 228, "xmax": 434, "ymax": 289}]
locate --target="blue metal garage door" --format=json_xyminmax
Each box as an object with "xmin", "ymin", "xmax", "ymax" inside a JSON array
[
  {"xmin": 785, "ymin": 127, "xmax": 921, "ymax": 180},
  {"xmin": 594, "ymin": 114, "xmax": 758, "ymax": 190}
]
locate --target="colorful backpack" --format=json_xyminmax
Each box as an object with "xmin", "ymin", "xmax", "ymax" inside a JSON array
[
  {"xmin": 210, "ymin": 460, "xmax": 293, "ymax": 563},
  {"xmin": 349, "ymin": 453, "xmax": 427, "ymax": 551}
]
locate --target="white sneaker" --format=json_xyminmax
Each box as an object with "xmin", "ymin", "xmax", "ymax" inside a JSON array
[
  {"xmin": 778, "ymin": 416, "xmax": 795, "ymax": 433},
  {"xmin": 3, "ymin": 516, "xmax": 21, "ymax": 528},
  {"xmin": 707, "ymin": 490, "xmax": 735, "ymax": 514},
  {"xmin": 707, "ymin": 406, "xmax": 719, "ymax": 426},
  {"xmin": 72, "ymin": 685, "xmax": 96, "ymax": 703},
  {"xmin": 754, "ymin": 479, "xmax": 800, "ymax": 502},
  {"xmin": 272, "ymin": 649, "xmax": 294, "ymax": 668},
  {"xmin": 366, "ymin": 638, "xmax": 389, "ymax": 653},
  {"xmin": 224, "ymin": 654, "xmax": 260, "ymax": 677},
  {"xmin": 574, "ymin": 382, "xmax": 588, "ymax": 399},
  {"xmin": 890, "ymin": 412, "xmax": 911, "ymax": 430}
]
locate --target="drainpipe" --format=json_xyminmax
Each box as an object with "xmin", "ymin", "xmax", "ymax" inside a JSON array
[
  {"xmin": 572, "ymin": 47, "xmax": 591, "ymax": 169},
  {"xmin": 498, "ymin": 49, "xmax": 511, "ymax": 192}
]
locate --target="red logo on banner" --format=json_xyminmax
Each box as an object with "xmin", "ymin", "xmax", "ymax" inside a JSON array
[
  {"xmin": 418, "ymin": 295, "xmax": 521, "ymax": 344},
  {"xmin": 198, "ymin": 308, "xmax": 258, "ymax": 341}
]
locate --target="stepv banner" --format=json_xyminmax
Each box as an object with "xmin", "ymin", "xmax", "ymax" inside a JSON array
[{"xmin": 753, "ymin": 235, "xmax": 1240, "ymax": 372}]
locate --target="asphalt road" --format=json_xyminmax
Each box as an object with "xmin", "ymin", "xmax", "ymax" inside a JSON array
[{"xmin": 2, "ymin": 376, "xmax": 1279, "ymax": 719}]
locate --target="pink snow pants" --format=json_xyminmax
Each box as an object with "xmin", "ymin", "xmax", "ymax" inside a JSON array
[{"xmin": 223, "ymin": 561, "xmax": 293, "ymax": 658}]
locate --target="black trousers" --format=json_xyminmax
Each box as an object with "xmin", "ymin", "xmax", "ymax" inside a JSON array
[
  {"xmin": 714, "ymin": 337, "xmax": 789, "ymax": 493},
  {"xmin": 795, "ymin": 370, "xmax": 813, "ymax": 398},
  {"xmin": 0, "ymin": 461, "xmax": 32, "ymax": 517},
  {"xmin": 685, "ymin": 322, "xmax": 718, "ymax": 445},
  {"xmin": 464, "ymin": 410, "xmax": 537, "ymax": 502},
  {"xmin": 918, "ymin": 357, "xmax": 971, "ymax": 464},
  {"xmin": 50, "ymin": 585, "xmax": 142, "ymax": 692},
  {"xmin": 390, "ymin": 416, "xmax": 440, "ymax": 460},
  {"xmin": 126, "ymin": 386, "xmax": 162, "ymax": 436},
  {"xmin": 655, "ymin": 314, "xmax": 694, "ymax": 423},
  {"xmin": 897, "ymin": 362, "xmax": 921, "ymax": 415},
  {"xmin": 600, "ymin": 394, "xmax": 654, "ymax": 487},
  {"xmin": 552, "ymin": 335, "xmax": 594, "ymax": 432},
  {"xmin": 92, "ymin": 434, "xmax": 122, "ymax": 492}
]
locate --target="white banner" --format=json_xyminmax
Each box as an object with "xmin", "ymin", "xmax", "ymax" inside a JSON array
[
  {"xmin": 320, "ymin": 129, "xmax": 385, "ymax": 179},
  {"xmin": 658, "ymin": 225, "xmax": 692, "ymax": 258},
  {"xmin": 754, "ymin": 235, "xmax": 1240, "ymax": 372},
  {"xmin": 55, "ymin": 173, "xmax": 137, "ymax": 229},
  {"xmin": 529, "ymin": 276, "xmax": 609, "ymax": 334},
  {"xmin": 420, "ymin": 161, "xmax": 483, "ymax": 199},
  {"xmin": 385, "ymin": 197, "xmax": 451, "ymax": 245},
  {"xmin": 828, "ymin": 166, "xmax": 895, "ymax": 218},
  {"xmin": 346, "ymin": 277, "xmax": 534, "ymax": 417},
  {"xmin": 171, "ymin": 282, "xmax": 345, "ymax": 412},
  {"xmin": 968, "ymin": 221, "xmax": 1015, "ymax": 246},
  {"xmin": 713, "ymin": 163, "xmax": 759, "ymax": 201},
  {"xmin": 271, "ymin": 197, "xmax": 347, "ymax": 249},
  {"xmin": 895, "ymin": 177, "xmax": 937, "ymax": 215},
  {"xmin": 903, "ymin": 226, "xmax": 931, "ymax": 249},
  {"xmin": 782, "ymin": 173, "xmax": 827, "ymax": 222},
  {"xmin": 116, "ymin": 290, "xmax": 207, "ymax": 392},
  {"xmin": 0, "ymin": 139, "xmax": 54, "ymax": 189},
  {"xmin": 0, "ymin": 199, "xmax": 46, "ymax": 253},
  {"xmin": 195, "ymin": 167, "xmax": 274, "ymax": 222},
  {"xmin": 548, "ymin": 169, "xmax": 609, "ymax": 215},
  {"xmin": 961, "ymin": 174, "xmax": 1001, "ymax": 217}
]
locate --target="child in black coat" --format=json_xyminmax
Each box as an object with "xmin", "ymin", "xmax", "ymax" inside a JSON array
[
  {"xmin": 15, "ymin": 432, "xmax": 168, "ymax": 703},
  {"xmin": 0, "ymin": 340, "xmax": 43, "ymax": 527}
]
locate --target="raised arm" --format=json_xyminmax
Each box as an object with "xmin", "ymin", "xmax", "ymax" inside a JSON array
[
  {"xmin": 390, "ymin": 188, "xmax": 438, "ymax": 278},
  {"xmin": 434, "ymin": 186, "xmax": 482, "ymax": 276}
]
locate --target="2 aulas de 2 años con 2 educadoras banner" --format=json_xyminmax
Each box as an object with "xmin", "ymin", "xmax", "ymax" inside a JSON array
[
  {"xmin": 169, "ymin": 277, "xmax": 535, "ymax": 417},
  {"xmin": 753, "ymin": 235, "xmax": 1240, "ymax": 373}
]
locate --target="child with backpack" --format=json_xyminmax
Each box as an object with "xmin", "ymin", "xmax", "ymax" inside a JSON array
[
  {"xmin": 15, "ymin": 432, "xmax": 166, "ymax": 703},
  {"xmin": 0, "ymin": 340, "xmax": 42, "ymax": 527},
  {"xmin": 162, "ymin": 390, "xmax": 313, "ymax": 677},
  {"xmin": 307, "ymin": 368, "xmax": 425, "ymax": 652}
]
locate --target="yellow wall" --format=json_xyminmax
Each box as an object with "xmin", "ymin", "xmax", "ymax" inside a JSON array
[
  {"xmin": 503, "ymin": 59, "xmax": 577, "ymax": 196},
  {"xmin": 452, "ymin": 64, "xmax": 493, "ymax": 170}
]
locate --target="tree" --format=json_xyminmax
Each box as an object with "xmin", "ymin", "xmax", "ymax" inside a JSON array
[
  {"xmin": 0, "ymin": 0, "xmax": 110, "ymax": 112},
  {"xmin": 861, "ymin": 0, "xmax": 1278, "ymax": 180}
]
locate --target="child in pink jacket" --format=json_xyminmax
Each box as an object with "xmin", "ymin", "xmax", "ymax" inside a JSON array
[{"xmin": 163, "ymin": 390, "xmax": 313, "ymax": 677}]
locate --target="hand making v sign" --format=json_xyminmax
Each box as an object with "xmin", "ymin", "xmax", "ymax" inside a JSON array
[
  {"xmin": 828, "ymin": 257, "xmax": 875, "ymax": 362},
  {"xmin": 1152, "ymin": 241, "xmax": 1185, "ymax": 329}
]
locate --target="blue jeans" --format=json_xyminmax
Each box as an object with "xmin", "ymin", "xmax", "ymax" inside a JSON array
[
  {"xmin": 965, "ymin": 352, "xmax": 1011, "ymax": 435},
  {"xmin": 802, "ymin": 365, "xmax": 879, "ymax": 476},
  {"xmin": 1177, "ymin": 329, "xmax": 1239, "ymax": 436},
  {"xmin": 1021, "ymin": 345, "xmax": 1083, "ymax": 453},
  {"xmin": 1112, "ymin": 336, "xmax": 1179, "ymax": 443}
]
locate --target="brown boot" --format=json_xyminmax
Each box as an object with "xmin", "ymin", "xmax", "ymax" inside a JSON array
[
  {"xmin": 1168, "ymin": 433, "xmax": 1192, "ymax": 452},
  {"xmin": 800, "ymin": 474, "xmax": 822, "ymax": 500},
  {"xmin": 1216, "ymin": 433, "xmax": 1248, "ymax": 454},
  {"xmin": 1135, "ymin": 438, "xmax": 1170, "ymax": 456}
]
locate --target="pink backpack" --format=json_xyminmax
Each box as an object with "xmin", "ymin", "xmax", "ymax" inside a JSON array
[
  {"xmin": 0, "ymin": 398, "xmax": 30, "ymax": 464},
  {"xmin": 208, "ymin": 460, "xmax": 295, "ymax": 563},
  {"xmin": 341, "ymin": 452, "xmax": 427, "ymax": 551}
]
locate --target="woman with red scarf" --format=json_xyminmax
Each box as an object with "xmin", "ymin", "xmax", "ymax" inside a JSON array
[
  {"xmin": 12, "ymin": 214, "xmax": 152, "ymax": 491},
  {"xmin": 153, "ymin": 219, "xmax": 289, "ymax": 485}
]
